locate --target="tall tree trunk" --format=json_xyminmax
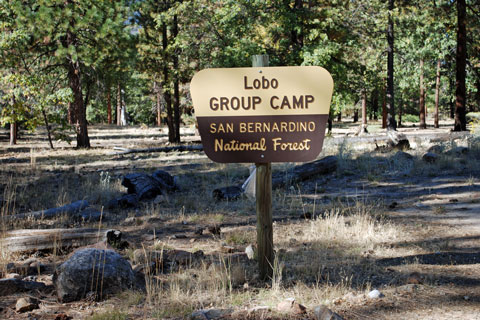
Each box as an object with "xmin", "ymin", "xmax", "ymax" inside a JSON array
[
  {"xmin": 434, "ymin": 59, "xmax": 441, "ymax": 128},
  {"xmin": 116, "ymin": 83, "xmax": 121, "ymax": 126},
  {"xmin": 454, "ymin": 0, "xmax": 467, "ymax": 131},
  {"xmin": 360, "ymin": 89, "xmax": 368, "ymax": 133},
  {"xmin": 419, "ymin": 59, "xmax": 426, "ymax": 129},
  {"xmin": 337, "ymin": 112, "xmax": 341, "ymax": 122},
  {"xmin": 327, "ymin": 117, "xmax": 332, "ymax": 134},
  {"xmin": 382, "ymin": 85, "xmax": 387, "ymax": 129},
  {"xmin": 172, "ymin": 15, "xmax": 181, "ymax": 143},
  {"xmin": 353, "ymin": 109, "xmax": 359, "ymax": 123},
  {"xmin": 42, "ymin": 109, "xmax": 54, "ymax": 149},
  {"xmin": 475, "ymin": 78, "xmax": 480, "ymax": 113},
  {"xmin": 154, "ymin": 80, "xmax": 162, "ymax": 127},
  {"xmin": 386, "ymin": 0, "xmax": 397, "ymax": 130},
  {"xmin": 398, "ymin": 97, "xmax": 403, "ymax": 127},
  {"xmin": 162, "ymin": 23, "xmax": 174, "ymax": 142},
  {"xmin": 67, "ymin": 59, "xmax": 90, "ymax": 148},
  {"xmin": 372, "ymin": 89, "xmax": 378, "ymax": 120},
  {"xmin": 107, "ymin": 85, "xmax": 112, "ymax": 124},
  {"xmin": 9, "ymin": 122, "xmax": 17, "ymax": 145}
]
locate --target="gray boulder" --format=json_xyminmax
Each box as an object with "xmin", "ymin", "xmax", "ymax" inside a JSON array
[{"xmin": 54, "ymin": 248, "xmax": 134, "ymax": 302}]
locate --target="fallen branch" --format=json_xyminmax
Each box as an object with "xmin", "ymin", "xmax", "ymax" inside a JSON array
[
  {"xmin": 0, "ymin": 228, "xmax": 105, "ymax": 253},
  {"xmin": 110, "ymin": 145, "xmax": 203, "ymax": 155},
  {"xmin": 1, "ymin": 200, "xmax": 89, "ymax": 222}
]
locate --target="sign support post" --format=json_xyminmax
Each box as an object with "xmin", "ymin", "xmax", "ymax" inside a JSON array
[{"xmin": 252, "ymin": 55, "xmax": 274, "ymax": 280}]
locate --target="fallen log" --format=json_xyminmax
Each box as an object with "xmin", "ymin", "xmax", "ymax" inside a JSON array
[
  {"xmin": 2, "ymin": 200, "xmax": 89, "ymax": 222},
  {"xmin": 110, "ymin": 145, "xmax": 203, "ymax": 155},
  {"xmin": 0, "ymin": 279, "xmax": 46, "ymax": 296},
  {"xmin": 122, "ymin": 170, "xmax": 176, "ymax": 200},
  {"xmin": 0, "ymin": 228, "xmax": 105, "ymax": 254},
  {"xmin": 272, "ymin": 156, "xmax": 338, "ymax": 188}
]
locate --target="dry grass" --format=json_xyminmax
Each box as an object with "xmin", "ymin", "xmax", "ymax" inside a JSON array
[{"xmin": 2, "ymin": 126, "xmax": 480, "ymax": 319}]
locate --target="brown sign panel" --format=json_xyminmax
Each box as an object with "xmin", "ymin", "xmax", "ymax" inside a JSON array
[{"xmin": 190, "ymin": 66, "xmax": 333, "ymax": 163}]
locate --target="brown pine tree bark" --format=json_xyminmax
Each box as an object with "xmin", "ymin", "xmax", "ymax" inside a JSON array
[
  {"xmin": 419, "ymin": 59, "xmax": 426, "ymax": 129},
  {"xmin": 398, "ymin": 98, "xmax": 403, "ymax": 127},
  {"xmin": 382, "ymin": 85, "xmax": 387, "ymax": 129},
  {"xmin": 67, "ymin": 59, "xmax": 90, "ymax": 148},
  {"xmin": 434, "ymin": 59, "xmax": 441, "ymax": 128},
  {"xmin": 360, "ymin": 89, "xmax": 368, "ymax": 133},
  {"xmin": 386, "ymin": 0, "xmax": 396, "ymax": 130},
  {"xmin": 172, "ymin": 14, "xmax": 181, "ymax": 143},
  {"xmin": 371, "ymin": 89, "xmax": 378, "ymax": 120},
  {"xmin": 9, "ymin": 122, "xmax": 17, "ymax": 145},
  {"xmin": 454, "ymin": 0, "xmax": 467, "ymax": 131},
  {"xmin": 107, "ymin": 86, "xmax": 112, "ymax": 124},
  {"xmin": 162, "ymin": 23, "xmax": 174, "ymax": 142},
  {"xmin": 154, "ymin": 80, "xmax": 162, "ymax": 127},
  {"xmin": 116, "ymin": 83, "xmax": 121, "ymax": 126}
]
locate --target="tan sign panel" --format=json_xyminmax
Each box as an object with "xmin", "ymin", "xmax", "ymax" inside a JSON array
[{"xmin": 191, "ymin": 66, "xmax": 333, "ymax": 163}]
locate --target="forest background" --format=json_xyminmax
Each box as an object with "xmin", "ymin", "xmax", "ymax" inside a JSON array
[{"xmin": 1, "ymin": 0, "xmax": 479, "ymax": 147}]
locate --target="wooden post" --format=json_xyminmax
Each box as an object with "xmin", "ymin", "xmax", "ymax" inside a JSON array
[{"xmin": 252, "ymin": 55, "xmax": 273, "ymax": 280}]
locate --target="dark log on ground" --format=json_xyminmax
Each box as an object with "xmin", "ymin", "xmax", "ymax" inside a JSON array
[
  {"xmin": 272, "ymin": 156, "xmax": 338, "ymax": 189},
  {"xmin": 0, "ymin": 228, "xmax": 105, "ymax": 254},
  {"xmin": 0, "ymin": 279, "xmax": 46, "ymax": 296},
  {"xmin": 2, "ymin": 200, "xmax": 89, "ymax": 222},
  {"xmin": 122, "ymin": 170, "xmax": 176, "ymax": 200},
  {"xmin": 110, "ymin": 144, "xmax": 203, "ymax": 155}
]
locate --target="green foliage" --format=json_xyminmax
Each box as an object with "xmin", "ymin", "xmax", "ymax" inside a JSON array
[
  {"xmin": 400, "ymin": 114, "xmax": 420, "ymax": 123},
  {"xmin": 2, "ymin": 0, "xmax": 479, "ymax": 135}
]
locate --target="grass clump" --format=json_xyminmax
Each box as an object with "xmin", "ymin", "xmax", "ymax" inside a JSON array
[{"xmin": 87, "ymin": 310, "xmax": 129, "ymax": 320}]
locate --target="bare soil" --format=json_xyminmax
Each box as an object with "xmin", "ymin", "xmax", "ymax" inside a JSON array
[{"xmin": 1, "ymin": 120, "xmax": 480, "ymax": 319}]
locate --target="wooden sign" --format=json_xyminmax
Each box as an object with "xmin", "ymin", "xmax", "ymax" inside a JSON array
[{"xmin": 191, "ymin": 66, "xmax": 333, "ymax": 163}]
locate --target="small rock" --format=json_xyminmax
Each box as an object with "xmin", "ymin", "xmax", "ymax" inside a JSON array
[
  {"xmin": 314, "ymin": 305, "xmax": 344, "ymax": 320},
  {"xmin": 422, "ymin": 152, "xmax": 438, "ymax": 163},
  {"xmin": 277, "ymin": 298, "xmax": 306, "ymax": 315},
  {"xmin": 245, "ymin": 245, "xmax": 255, "ymax": 260},
  {"xmin": 16, "ymin": 297, "xmax": 39, "ymax": 313},
  {"xmin": 367, "ymin": 289, "xmax": 384, "ymax": 299}
]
